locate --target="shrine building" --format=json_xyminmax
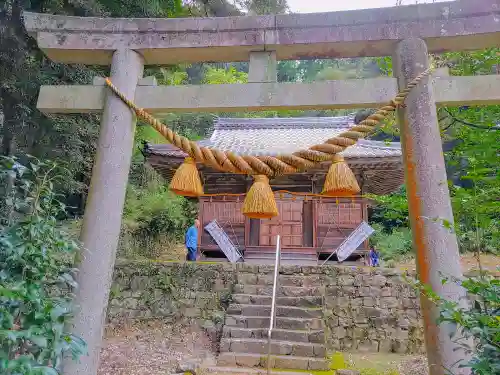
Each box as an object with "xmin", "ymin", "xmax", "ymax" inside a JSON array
[{"xmin": 145, "ymin": 116, "xmax": 404, "ymax": 262}]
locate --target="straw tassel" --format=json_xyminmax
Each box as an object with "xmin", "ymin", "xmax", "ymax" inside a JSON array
[
  {"xmin": 169, "ymin": 157, "xmax": 203, "ymax": 197},
  {"xmin": 242, "ymin": 175, "xmax": 278, "ymax": 219},
  {"xmin": 322, "ymin": 155, "xmax": 360, "ymax": 197}
]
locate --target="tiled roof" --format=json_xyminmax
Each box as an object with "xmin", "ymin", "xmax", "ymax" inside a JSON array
[{"xmin": 147, "ymin": 116, "xmax": 402, "ymax": 160}]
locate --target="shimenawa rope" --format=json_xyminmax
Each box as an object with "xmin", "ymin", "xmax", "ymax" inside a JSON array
[{"xmin": 104, "ymin": 66, "xmax": 434, "ymax": 177}]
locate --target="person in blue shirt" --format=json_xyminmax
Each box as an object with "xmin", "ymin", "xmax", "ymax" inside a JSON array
[
  {"xmin": 185, "ymin": 219, "xmax": 200, "ymax": 261},
  {"xmin": 369, "ymin": 246, "xmax": 380, "ymax": 267}
]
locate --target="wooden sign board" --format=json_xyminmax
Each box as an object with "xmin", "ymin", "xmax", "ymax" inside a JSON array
[
  {"xmin": 204, "ymin": 220, "xmax": 243, "ymax": 263},
  {"xmin": 336, "ymin": 221, "xmax": 375, "ymax": 262}
]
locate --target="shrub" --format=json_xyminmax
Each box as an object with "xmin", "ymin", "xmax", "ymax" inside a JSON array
[
  {"xmin": 369, "ymin": 223, "xmax": 413, "ymax": 261},
  {"xmin": 0, "ymin": 157, "xmax": 86, "ymax": 374},
  {"xmin": 414, "ymin": 273, "xmax": 499, "ymax": 375},
  {"xmin": 457, "ymin": 224, "xmax": 499, "ymax": 255},
  {"xmin": 120, "ymin": 163, "xmax": 197, "ymax": 259}
]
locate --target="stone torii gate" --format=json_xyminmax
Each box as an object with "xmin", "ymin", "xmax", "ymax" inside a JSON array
[{"xmin": 24, "ymin": 1, "xmax": 500, "ymax": 375}]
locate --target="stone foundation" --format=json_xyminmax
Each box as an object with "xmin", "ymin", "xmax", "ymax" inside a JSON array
[
  {"xmin": 108, "ymin": 261, "xmax": 235, "ymax": 324},
  {"xmin": 107, "ymin": 261, "xmax": 424, "ymax": 354},
  {"xmin": 322, "ymin": 266, "xmax": 424, "ymax": 354}
]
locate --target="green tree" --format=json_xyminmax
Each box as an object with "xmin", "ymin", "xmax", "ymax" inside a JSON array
[
  {"xmin": 0, "ymin": 0, "xmax": 187, "ymax": 216},
  {"xmin": 412, "ymin": 274, "xmax": 500, "ymax": 375},
  {"xmin": 98, "ymin": 0, "xmax": 182, "ymax": 17},
  {"xmin": 369, "ymin": 49, "xmax": 499, "ymax": 258},
  {"xmin": 0, "ymin": 157, "xmax": 86, "ymax": 374},
  {"xmin": 237, "ymin": 0, "xmax": 289, "ymax": 14},
  {"xmin": 184, "ymin": 0, "xmax": 242, "ymax": 16},
  {"xmin": 441, "ymin": 49, "xmax": 500, "ymax": 254}
]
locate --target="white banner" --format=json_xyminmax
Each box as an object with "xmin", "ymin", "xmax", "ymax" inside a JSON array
[
  {"xmin": 336, "ymin": 221, "xmax": 375, "ymax": 262},
  {"xmin": 204, "ymin": 220, "xmax": 243, "ymax": 263}
]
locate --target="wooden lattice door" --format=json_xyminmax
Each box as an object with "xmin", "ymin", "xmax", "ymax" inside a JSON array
[
  {"xmin": 259, "ymin": 201, "xmax": 303, "ymax": 248},
  {"xmin": 199, "ymin": 199, "xmax": 245, "ymax": 249},
  {"xmin": 316, "ymin": 200, "xmax": 364, "ymax": 250}
]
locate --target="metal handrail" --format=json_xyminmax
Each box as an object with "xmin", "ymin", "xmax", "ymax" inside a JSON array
[{"xmin": 267, "ymin": 235, "xmax": 281, "ymax": 375}]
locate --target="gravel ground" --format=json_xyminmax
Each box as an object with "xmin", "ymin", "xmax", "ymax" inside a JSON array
[
  {"xmin": 98, "ymin": 320, "xmax": 215, "ymax": 375},
  {"xmin": 398, "ymin": 356, "xmax": 429, "ymax": 375},
  {"xmin": 346, "ymin": 352, "xmax": 428, "ymax": 375}
]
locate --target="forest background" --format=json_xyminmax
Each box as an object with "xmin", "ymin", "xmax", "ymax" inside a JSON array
[{"xmin": 0, "ymin": 0, "xmax": 498, "ymax": 265}]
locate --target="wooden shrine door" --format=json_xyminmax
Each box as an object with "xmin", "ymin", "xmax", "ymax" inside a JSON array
[
  {"xmin": 259, "ymin": 200, "xmax": 303, "ymax": 248},
  {"xmin": 316, "ymin": 199, "xmax": 364, "ymax": 251},
  {"xmin": 199, "ymin": 198, "xmax": 245, "ymax": 251}
]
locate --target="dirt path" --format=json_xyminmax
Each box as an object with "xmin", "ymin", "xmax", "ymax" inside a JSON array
[
  {"xmin": 98, "ymin": 321, "xmax": 215, "ymax": 375},
  {"xmin": 397, "ymin": 253, "xmax": 499, "ymax": 276},
  {"xmin": 97, "ymin": 321, "xmax": 430, "ymax": 375},
  {"xmin": 346, "ymin": 352, "xmax": 428, "ymax": 375}
]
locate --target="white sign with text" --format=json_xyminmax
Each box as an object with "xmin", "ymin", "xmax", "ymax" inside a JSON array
[
  {"xmin": 205, "ymin": 220, "xmax": 243, "ymax": 263},
  {"xmin": 336, "ymin": 221, "xmax": 375, "ymax": 262}
]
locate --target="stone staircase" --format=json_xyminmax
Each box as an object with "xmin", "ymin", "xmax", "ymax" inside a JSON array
[{"xmin": 214, "ymin": 265, "xmax": 330, "ymax": 373}]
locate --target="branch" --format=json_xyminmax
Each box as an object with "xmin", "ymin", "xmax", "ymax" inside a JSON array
[
  {"xmin": 443, "ymin": 108, "xmax": 500, "ymax": 131},
  {"xmin": 441, "ymin": 119, "xmax": 457, "ymax": 132}
]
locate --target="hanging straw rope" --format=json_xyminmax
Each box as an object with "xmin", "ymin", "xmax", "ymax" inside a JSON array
[{"xmin": 104, "ymin": 66, "xmax": 434, "ymax": 178}]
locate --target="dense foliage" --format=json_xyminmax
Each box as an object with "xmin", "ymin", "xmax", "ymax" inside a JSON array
[
  {"xmin": 0, "ymin": 157, "xmax": 85, "ymax": 374},
  {"xmin": 120, "ymin": 163, "xmax": 197, "ymax": 259},
  {"xmin": 414, "ymin": 274, "xmax": 500, "ymax": 375},
  {"xmin": 369, "ymin": 50, "xmax": 500, "ymax": 259}
]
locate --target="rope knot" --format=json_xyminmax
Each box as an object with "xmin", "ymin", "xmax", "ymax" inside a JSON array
[{"xmin": 253, "ymin": 175, "xmax": 270, "ymax": 184}]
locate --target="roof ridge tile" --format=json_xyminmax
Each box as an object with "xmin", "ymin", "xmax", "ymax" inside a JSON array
[
  {"xmin": 213, "ymin": 116, "xmax": 355, "ymax": 130},
  {"xmin": 146, "ymin": 117, "xmax": 403, "ymax": 160}
]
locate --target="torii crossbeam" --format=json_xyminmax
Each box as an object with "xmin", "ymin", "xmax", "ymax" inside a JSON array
[{"xmin": 24, "ymin": 1, "xmax": 500, "ymax": 375}]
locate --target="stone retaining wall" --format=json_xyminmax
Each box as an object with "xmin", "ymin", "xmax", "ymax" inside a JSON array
[
  {"xmin": 108, "ymin": 261, "xmax": 235, "ymax": 324},
  {"xmin": 321, "ymin": 266, "xmax": 424, "ymax": 354},
  {"xmin": 107, "ymin": 261, "xmax": 424, "ymax": 354}
]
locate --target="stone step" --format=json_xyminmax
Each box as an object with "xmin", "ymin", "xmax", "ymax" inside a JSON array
[
  {"xmin": 244, "ymin": 259, "xmax": 319, "ymax": 266},
  {"xmin": 233, "ymin": 284, "xmax": 323, "ymax": 297},
  {"xmin": 204, "ymin": 367, "xmax": 313, "ymax": 375},
  {"xmin": 243, "ymin": 252, "xmax": 317, "ymax": 261},
  {"xmin": 225, "ymin": 315, "xmax": 323, "ymax": 330},
  {"xmin": 237, "ymin": 274, "xmax": 323, "ymax": 287},
  {"xmin": 236, "ymin": 264, "xmax": 322, "ymax": 275},
  {"xmin": 222, "ymin": 327, "xmax": 325, "ymax": 344},
  {"xmin": 232, "ymin": 294, "xmax": 323, "ymax": 307},
  {"xmin": 227, "ymin": 304, "xmax": 323, "ymax": 319},
  {"xmin": 217, "ymin": 352, "xmax": 330, "ymax": 371},
  {"xmin": 220, "ymin": 338, "xmax": 326, "ymax": 358}
]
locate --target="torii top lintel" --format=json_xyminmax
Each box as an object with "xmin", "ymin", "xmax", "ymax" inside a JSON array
[{"xmin": 24, "ymin": 0, "xmax": 500, "ymax": 65}]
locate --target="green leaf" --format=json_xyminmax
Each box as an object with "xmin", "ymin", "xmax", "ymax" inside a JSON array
[
  {"xmin": 50, "ymin": 305, "xmax": 69, "ymax": 320},
  {"xmin": 0, "ymin": 330, "xmax": 19, "ymax": 341},
  {"xmin": 30, "ymin": 335, "xmax": 48, "ymax": 348},
  {"xmin": 34, "ymin": 366, "xmax": 59, "ymax": 375},
  {"xmin": 0, "ymin": 157, "xmax": 86, "ymax": 370}
]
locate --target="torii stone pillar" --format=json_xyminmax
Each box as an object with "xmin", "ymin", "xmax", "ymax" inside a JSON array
[
  {"xmin": 393, "ymin": 38, "xmax": 470, "ymax": 375},
  {"xmin": 64, "ymin": 49, "xmax": 144, "ymax": 375}
]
